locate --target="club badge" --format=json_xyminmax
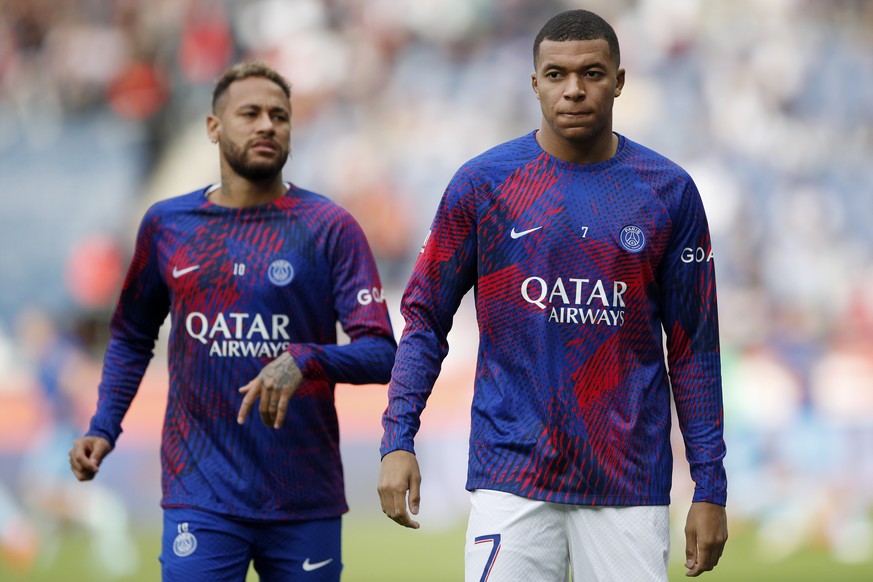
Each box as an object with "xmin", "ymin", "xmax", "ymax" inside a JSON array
[
  {"xmin": 268, "ymin": 259, "xmax": 295, "ymax": 286},
  {"xmin": 173, "ymin": 522, "xmax": 197, "ymax": 557},
  {"xmin": 619, "ymin": 225, "xmax": 646, "ymax": 253}
]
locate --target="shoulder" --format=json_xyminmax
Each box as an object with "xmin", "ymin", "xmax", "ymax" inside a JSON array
[
  {"xmin": 617, "ymin": 136, "xmax": 695, "ymax": 189},
  {"xmin": 459, "ymin": 132, "xmax": 540, "ymax": 175},
  {"xmin": 286, "ymin": 184, "xmax": 352, "ymax": 217},
  {"xmin": 130, "ymin": 189, "xmax": 209, "ymax": 247},
  {"xmin": 451, "ymin": 132, "xmax": 541, "ymax": 192},
  {"xmin": 283, "ymin": 184, "xmax": 363, "ymax": 232},
  {"xmin": 143, "ymin": 188, "xmax": 210, "ymax": 223},
  {"xmin": 617, "ymin": 137, "xmax": 705, "ymax": 222}
]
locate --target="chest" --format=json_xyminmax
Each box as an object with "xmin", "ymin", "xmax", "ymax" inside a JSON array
[
  {"xmin": 157, "ymin": 216, "xmax": 329, "ymax": 306},
  {"xmin": 479, "ymin": 173, "xmax": 672, "ymax": 276}
]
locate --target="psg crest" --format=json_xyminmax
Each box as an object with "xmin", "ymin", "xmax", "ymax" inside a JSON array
[
  {"xmin": 268, "ymin": 259, "xmax": 295, "ymax": 286},
  {"xmin": 619, "ymin": 225, "xmax": 646, "ymax": 253},
  {"xmin": 173, "ymin": 522, "xmax": 197, "ymax": 557}
]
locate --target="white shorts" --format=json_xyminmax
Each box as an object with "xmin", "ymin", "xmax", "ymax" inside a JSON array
[{"xmin": 465, "ymin": 489, "xmax": 669, "ymax": 582}]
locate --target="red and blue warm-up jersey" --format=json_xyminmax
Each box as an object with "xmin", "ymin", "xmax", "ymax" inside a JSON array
[
  {"xmin": 381, "ymin": 132, "xmax": 727, "ymax": 506},
  {"xmin": 87, "ymin": 184, "xmax": 396, "ymax": 521}
]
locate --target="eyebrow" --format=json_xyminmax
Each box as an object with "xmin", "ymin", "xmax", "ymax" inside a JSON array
[
  {"xmin": 236, "ymin": 103, "xmax": 290, "ymax": 113},
  {"xmin": 540, "ymin": 60, "xmax": 608, "ymax": 72}
]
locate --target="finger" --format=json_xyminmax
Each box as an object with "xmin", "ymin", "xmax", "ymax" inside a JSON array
[
  {"xmin": 70, "ymin": 464, "xmax": 91, "ymax": 481},
  {"xmin": 74, "ymin": 465, "xmax": 97, "ymax": 481},
  {"xmin": 396, "ymin": 492, "xmax": 420, "ymax": 529},
  {"xmin": 272, "ymin": 392, "xmax": 290, "ymax": 429},
  {"xmin": 684, "ymin": 530, "xmax": 697, "ymax": 574},
  {"xmin": 377, "ymin": 480, "xmax": 413, "ymax": 527},
  {"xmin": 385, "ymin": 490, "xmax": 408, "ymax": 521},
  {"xmin": 694, "ymin": 542, "xmax": 717, "ymax": 573},
  {"xmin": 237, "ymin": 378, "xmax": 262, "ymax": 424},
  {"xmin": 69, "ymin": 450, "xmax": 97, "ymax": 481},
  {"xmin": 259, "ymin": 389, "xmax": 277, "ymax": 428},
  {"xmin": 686, "ymin": 550, "xmax": 709, "ymax": 577},
  {"xmin": 376, "ymin": 476, "xmax": 396, "ymax": 515},
  {"xmin": 258, "ymin": 376, "xmax": 274, "ymax": 419},
  {"xmin": 72, "ymin": 443, "xmax": 98, "ymax": 470},
  {"xmin": 80, "ymin": 454, "xmax": 99, "ymax": 474},
  {"xmin": 69, "ymin": 454, "xmax": 86, "ymax": 480},
  {"xmin": 90, "ymin": 440, "xmax": 112, "ymax": 466},
  {"xmin": 408, "ymin": 473, "xmax": 422, "ymax": 516}
]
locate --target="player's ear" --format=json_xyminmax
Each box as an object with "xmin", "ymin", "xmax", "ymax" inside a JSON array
[
  {"xmin": 531, "ymin": 72, "xmax": 540, "ymax": 100},
  {"xmin": 206, "ymin": 114, "xmax": 220, "ymax": 144},
  {"xmin": 614, "ymin": 68, "xmax": 625, "ymax": 97}
]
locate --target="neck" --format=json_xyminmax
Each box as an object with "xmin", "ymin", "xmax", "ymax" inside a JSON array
[
  {"xmin": 536, "ymin": 126, "xmax": 618, "ymax": 165},
  {"xmin": 209, "ymin": 173, "xmax": 286, "ymax": 208}
]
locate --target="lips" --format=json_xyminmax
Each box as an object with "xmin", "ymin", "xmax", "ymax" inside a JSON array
[
  {"xmin": 557, "ymin": 111, "xmax": 594, "ymax": 126},
  {"xmin": 251, "ymin": 140, "xmax": 279, "ymax": 154}
]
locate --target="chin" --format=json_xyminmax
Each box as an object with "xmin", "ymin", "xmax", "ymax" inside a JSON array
[
  {"xmin": 557, "ymin": 128, "xmax": 596, "ymax": 143},
  {"xmin": 248, "ymin": 159, "xmax": 286, "ymax": 177},
  {"xmin": 240, "ymin": 167, "xmax": 283, "ymax": 182}
]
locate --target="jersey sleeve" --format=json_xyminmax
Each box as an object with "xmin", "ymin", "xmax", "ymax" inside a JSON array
[
  {"xmin": 86, "ymin": 207, "xmax": 170, "ymax": 448},
  {"xmin": 380, "ymin": 168, "xmax": 480, "ymax": 457},
  {"xmin": 285, "ymin": 210, "xmax": 396, "ymax": 386},
  {"xmin": 658, "ymin": 177, "xmax": 727, "ymax": 506}
]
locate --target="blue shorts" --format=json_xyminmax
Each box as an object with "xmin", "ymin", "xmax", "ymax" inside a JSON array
[{"xmin": 161, "ymin": 507, "xmax": 342, "ymax": 581}]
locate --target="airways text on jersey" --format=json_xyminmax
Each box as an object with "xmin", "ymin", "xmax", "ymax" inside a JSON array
[
  {"xmin": 186, "ymin": 311, "xmax": 292, "ymax": 358},
  {"xmin": 521, "ymin": 275, "xmax": 628, "ymax": 327}
]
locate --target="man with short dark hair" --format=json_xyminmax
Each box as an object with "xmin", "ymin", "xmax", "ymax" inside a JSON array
[
  {"xmin": 378, "ymin": 10, "xmax": 727, "ymax": 580},
  {"xmin": 70, "ymin": 61, "xmax": 396, "ymax": 581}
]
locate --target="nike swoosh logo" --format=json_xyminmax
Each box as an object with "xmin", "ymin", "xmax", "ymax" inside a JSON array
[
  {"xmin": 302, "ymin": 558, "xmax": 334, "ymax": 572},
  {"xmin": 172, "ymin": 265, "xmax": 200, "ymax": 278},
  {"xmin": 510, "ymin": 226, "xmax": 542, "ymax": 239}
]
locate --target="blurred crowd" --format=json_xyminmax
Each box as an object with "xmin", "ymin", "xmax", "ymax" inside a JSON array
[{"xmin": 1, "ymin": 0, "xmax": 872, "ymax": 575}]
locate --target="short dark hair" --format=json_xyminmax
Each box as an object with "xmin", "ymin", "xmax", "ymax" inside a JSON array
[
  {"xmin": 533, "ymin": 10, "xmax": 620, "ymax": 68},
  {"xmin": 211, "ymin": 61, "xmax": 292, "ymax": 114}
]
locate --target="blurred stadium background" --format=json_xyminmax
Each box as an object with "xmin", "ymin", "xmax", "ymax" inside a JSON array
[{"xmin": 1, "ymin": 0, "xmax": 872, "ymax": 580}]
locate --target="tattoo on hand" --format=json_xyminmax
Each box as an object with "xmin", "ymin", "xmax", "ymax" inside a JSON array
[{"xmin": 261, "ymin": 352, "xmax": 301, "ymax": 391}]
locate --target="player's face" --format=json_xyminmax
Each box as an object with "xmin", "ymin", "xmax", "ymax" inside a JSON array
[
  {"xmin": 531, "ymin": 39, "xmax": 624, "ymax": 160},
  {"xmin": 211, "ymin": 77, "xmax": 291, "ymax": 182}
]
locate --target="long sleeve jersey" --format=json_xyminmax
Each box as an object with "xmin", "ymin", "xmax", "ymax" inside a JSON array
[
  {"xmin": 88, "ymin": 184, "xmax": 396, "ymax": 521},
  {"xmin": 381, "ymin": 132, "xmax": 727, "ymax": 506}
]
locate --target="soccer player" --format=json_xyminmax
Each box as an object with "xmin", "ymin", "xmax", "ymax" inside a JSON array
[
  {"xmin": 378, "ymin": 9, "xmax": 727, "ymax": 581},
  {"xmin": 69, "ymin": 61, "xmax": 396, "ymax": 581}
]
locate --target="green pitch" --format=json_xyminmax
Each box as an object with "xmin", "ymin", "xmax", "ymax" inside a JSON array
[{"xmin": 1, "ymin": 517, "xmax": 870, "ymax": 581}]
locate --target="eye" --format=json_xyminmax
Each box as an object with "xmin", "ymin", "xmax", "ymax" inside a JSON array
[{"xmin": 545, "ymin": 71, "xmax": 563, "ymax": 80}]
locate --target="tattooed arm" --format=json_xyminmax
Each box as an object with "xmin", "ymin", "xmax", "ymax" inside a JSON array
[{"xmin": 236, "ymin": 352, "xmax": 304, "ymax": 429}]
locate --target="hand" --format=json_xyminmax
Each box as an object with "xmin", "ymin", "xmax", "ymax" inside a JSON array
[
  {"xmin": 684, "ymin": 501, "xmax": 728, "ymax": 576},
  {"xmin": 377, "ymin": 450, "xmax": 421, "ymax": 529},
  {"xmin": 237, "ymin": 352, "xmax": 303, "ymax": 429},
  {"xmin": 69, "ymin": 436, "xmax": 112, "ymax": 481}
]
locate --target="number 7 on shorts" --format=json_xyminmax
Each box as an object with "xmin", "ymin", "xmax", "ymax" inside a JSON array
[{"xmin": 474, "ymin": 534, "xmax": 501, "ymax": 582}]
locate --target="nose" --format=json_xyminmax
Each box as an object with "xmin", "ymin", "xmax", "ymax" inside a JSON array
[
  {"xmin": 255, "ymin": 111, "xmax": 276, "ymax": 133},
  {"xmin": 563, "ymin": 74, "xmax": 585, "ymax": 100}
]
